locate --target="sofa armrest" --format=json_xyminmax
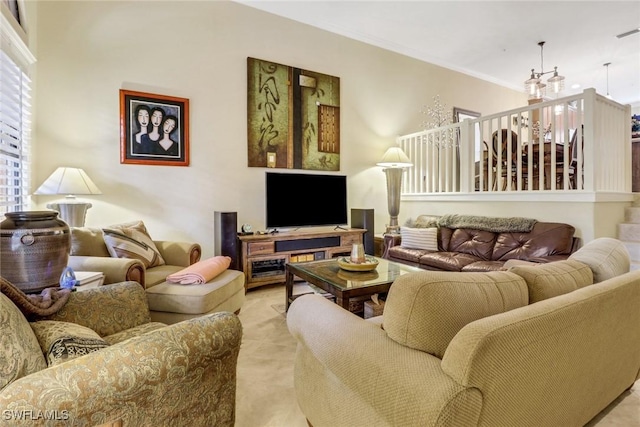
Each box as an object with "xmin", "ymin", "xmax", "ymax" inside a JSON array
[
  {"xmin": 154, "ymin": 241, "xmax": 202, "ymax": 266},
  {"xmin": 526, "ymin": 254, "xmax": 570, "ymax": 263},
  {"xmin": 0, "ymin": 312, "xmax": 242, "ymax": 427},
  {"xmin": 68, "ymin": 255, "xmax": 145, "ymax": 287},
  {"xmin": 287, "ymin": 295, "xmax": 480, "ymax": 426},
  {"xmin": 441, "ymin": 271, "xmax": 640, "ymax": 426},
  {"xmin": 382, "ymin": 233, "xmax": 402, "ymax": 258},
  {"xmin": 42, "ymin": 282, "xmax": 151, "ymax": 337}
]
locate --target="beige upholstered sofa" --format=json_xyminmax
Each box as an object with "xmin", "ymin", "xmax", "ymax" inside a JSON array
[
  {"xmin": 0, "ymin": 281, "xmax": 242, "ymax": 426},
  {"xmin": 287, "ymin": 238, "xmax": 640, "ymax": 426},
  {"xmin": 67, "ymin": 223, "xmax": 246, "ymax": 324},
  {"xmin": 67, "ymin": 224, "xmax": 202, "ymax": 288}
]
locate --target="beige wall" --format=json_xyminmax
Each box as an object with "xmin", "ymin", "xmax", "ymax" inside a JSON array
[{"xmin": 32, "ymin": 1, "xmax": 535, "ymax": 257}]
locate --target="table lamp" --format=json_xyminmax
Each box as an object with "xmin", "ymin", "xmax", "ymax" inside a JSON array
[
  {"xmin": 34, "ymin": 167, "xmax": 102, "ymax": 227},
  {"xmin": 377, "ymin": 147, "xmax": 412, "ymax": 234}
]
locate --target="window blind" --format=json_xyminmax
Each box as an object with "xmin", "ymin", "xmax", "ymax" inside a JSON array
[{"xmin": 0, "ymin": 49, "xmax": 31, "ymax": 213}]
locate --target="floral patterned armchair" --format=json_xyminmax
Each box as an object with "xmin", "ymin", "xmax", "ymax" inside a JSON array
[{"xmin": 0, "ymin": 281, "xmax": 242, "ymax": 426}]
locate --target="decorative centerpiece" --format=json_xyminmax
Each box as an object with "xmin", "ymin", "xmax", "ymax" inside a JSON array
[
  {"xmin": 337, "ymin": 255, "xmax": 379, "ymax": 272},
  {"xmin": 0, "ymin": 211, "xmax": 71, "ymax": 293}
]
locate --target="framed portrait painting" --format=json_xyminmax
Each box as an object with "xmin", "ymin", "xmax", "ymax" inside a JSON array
[{"xmin": 120, "ymin": 89, "xmax": 189, "ymax": 166}]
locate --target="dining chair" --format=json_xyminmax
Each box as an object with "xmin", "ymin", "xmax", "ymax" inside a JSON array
[
  {"xmin": 490, "ymin": 129, "xmax": 536, "ymax": 190},
  {"xmin": 556, "ymin": 128, "xmax": 581, "ymax": 189}
]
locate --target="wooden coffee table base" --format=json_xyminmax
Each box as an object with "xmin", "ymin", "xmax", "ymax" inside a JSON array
[{"xmin": 285, "ymin": 257, "xmax": 422, "ymax": 313}]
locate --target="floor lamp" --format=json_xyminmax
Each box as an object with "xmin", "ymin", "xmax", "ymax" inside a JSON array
[
  {"xmin": 377, "ymin": 147, "xmax": 412, "ymax": 234},
  {"xmin": 34, "ymin": 167, "xmax": 102, "ymax": 227}
]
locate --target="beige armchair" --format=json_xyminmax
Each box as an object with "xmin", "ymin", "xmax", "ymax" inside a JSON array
[
  {"xmin": 0, "ymin": 281, "xmax": 242, "ymax": 426},
  {"xmin": 67, "ymin": 225, "xmax": 201, "ymax": 288}
]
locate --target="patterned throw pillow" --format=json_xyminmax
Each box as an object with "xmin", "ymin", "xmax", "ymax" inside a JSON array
[
  {"xmin": 102, "ymin": 221, "xmax": 165, "ymax": 268},
  {"xmin": 400, "ymin": 227, "xmax": 438, "ymax": 251},
  {"xmin": 30, "ymin": 321, "xmax": 110, "ymax": 366}
]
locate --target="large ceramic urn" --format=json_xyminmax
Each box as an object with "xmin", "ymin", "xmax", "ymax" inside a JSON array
[{"xmin": 0, "ymin": 211, "xmax": 71, "ymax": 293}]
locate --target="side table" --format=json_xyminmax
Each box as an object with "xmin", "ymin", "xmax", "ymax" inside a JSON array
[{"xmin": 74, "ymin": 271, "xmax": 105, "ymax": 290}]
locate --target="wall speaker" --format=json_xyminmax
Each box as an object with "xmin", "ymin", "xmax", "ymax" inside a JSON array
[
  {"xmin": 214, "ymin": 211, "xmax": 239, "ymax": 270},
  {"xmin": 351, "ymin": 208, "xmax": 374, "ymax": 255}
]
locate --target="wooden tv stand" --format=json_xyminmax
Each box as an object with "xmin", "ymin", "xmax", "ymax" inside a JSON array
[{"xmin": 238, "ymin": 228, "xmax": 365, "ymax": 289}]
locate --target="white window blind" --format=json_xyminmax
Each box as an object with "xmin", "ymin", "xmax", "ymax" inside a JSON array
[{"xmin": 0, "ymin": 49, "xmax": 31, "ymax": 214}]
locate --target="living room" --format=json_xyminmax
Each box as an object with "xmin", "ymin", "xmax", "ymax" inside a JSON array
[
  {"xmin": 2, "ymin": 1, "xmax": 640, "ymax": 426},
  {"xmin": 6, "ymin": 0, "xmax": 634, "ymax": 250},
  {"xmin": 9, "ymin": 0, "xmax": 553, "ymax": 249}
]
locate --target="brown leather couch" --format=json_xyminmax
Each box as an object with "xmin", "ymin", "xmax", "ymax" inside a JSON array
[{"xmin": 384, "ymin": 215, "xmax": 579, "ymax": 271}]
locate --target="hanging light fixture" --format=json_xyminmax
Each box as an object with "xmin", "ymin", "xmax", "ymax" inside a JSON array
[
  {"xmin": 524, "ymin": 41, "xmax": 565, "ymax": 99},
  {"xmin": 603, "ymin": 62, "xmax": 613, "ymax": 99}
]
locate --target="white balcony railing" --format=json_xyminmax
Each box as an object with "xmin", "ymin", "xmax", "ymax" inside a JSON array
[{"xmin": 398, "ymin": 89, "xmax": 632, "ymax": 196}]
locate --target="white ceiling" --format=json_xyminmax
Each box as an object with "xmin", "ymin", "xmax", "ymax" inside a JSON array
[{"xmin": 239, "ymin": 1, "xmax": 640, "ymax": 107}]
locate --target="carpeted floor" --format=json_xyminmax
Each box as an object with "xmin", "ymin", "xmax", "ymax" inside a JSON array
[
  {"xmin": 269, "ymin": 303, "xmax": 286, "ymax": 317},
  {"xmin": 235, "ymin": 283, "xmax": 640, "ymax": 427}
]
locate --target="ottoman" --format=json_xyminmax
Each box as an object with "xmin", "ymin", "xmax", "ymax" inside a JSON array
[{"xmin": 146, "ymin": 269, "xmax": 246, "ymax": 324}]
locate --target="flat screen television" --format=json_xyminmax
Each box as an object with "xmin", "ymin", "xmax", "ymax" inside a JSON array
[{"xmin": 266, "ymin": 172, "xmax": 348, "ymax": 229}]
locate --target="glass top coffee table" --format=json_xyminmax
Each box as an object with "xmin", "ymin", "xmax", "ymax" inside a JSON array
[{"xmin": 285, "ymin": 256, "xmax": 422, "ymax": 312}]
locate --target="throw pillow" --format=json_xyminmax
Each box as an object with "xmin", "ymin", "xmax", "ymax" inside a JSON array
[
  {"xmin": 509, "ymin": 259, "xmax": 593, "ymax": 303},
  {"xmin": 383, "ymin": 270, "xmax": 528, "ymax": 358},
  {"xmin": 103, "ymin": 220, "xmax": 165, "ymax": 268},
  {"xmin": 0, "ymin": 293, "xmax": 47, "ymax": 389},
  {"xmin": 30, "ymin": 320, "xmax": 110, "ymax": 366},
  {"xmin": 400, "ymin": 227, "xmax": 438, "ymax": 251},
  {"xmin": 70, "ymin": 227, "xmax": 111, "ymax": 257}
]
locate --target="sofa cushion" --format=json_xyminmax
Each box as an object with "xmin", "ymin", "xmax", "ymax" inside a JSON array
[
  {"xmin": 569, "ymin": 237, "xmax": 630, "ymax": 283},
  {"xmin": 419, "ymin": 251, "xmax": 483, "ymax": 272},
  {"xmin": 103, "ymin": 220, "xmax": 165, "ymax": 268},
  {"xmin": 146, "ymin": 269, "xmax": 245, "ymax": 315},
  {"xmin": 508, "ymin": 259, "xmax": 593, "ymax": 303},
  {"xmin": 145, "ymin": 264, "xmax": 186, "ymax": 288},
  {"xmin": 387, "ymin": 246, "xmax": 429, "ymax": 264},
  {"xmin": 492, "ymin": 222, "xmax": 575, "ymax": 261},
  {"xmin": 461, "ymin": 260, "xmax": 507, "ymax": 272},
  {"xmin": 103, "ymin": 322, "xmax": 167, "ymax": 345},
  {"xmin": 384, "ymin": 270, "xmax": 528, "ymax": 358},
  {"xmin": 400, "ymin": 227, "xmax": 438, "ymax": 251},
  {"xmin": 0, "ymin": 293, "xmax": 47, "ymax": 389},
  {"xmin": 30, "ymin": 320, "xmax": 110, "ymax": 366},
  {"xmin": 446, "ymin": 228, "xmax": 497, "ymax": 260},
  {"xmin": 70, "ymin": 227, "xmax": 111, "ymax": 257}
]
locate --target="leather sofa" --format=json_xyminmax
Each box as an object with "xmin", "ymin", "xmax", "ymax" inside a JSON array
[
  {"xmin": 383, "ymin": 214, "xmax": 579, "ymax": 271},
  {"xmin": 287, "ymin": 238, "xmax": 639, "ymax": 426},
  {"xmin": 0, "ymin": 281, "xmax": 242, "ymax": 426}
]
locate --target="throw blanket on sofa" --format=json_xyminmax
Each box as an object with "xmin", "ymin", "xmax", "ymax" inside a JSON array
[
  {"xmin": 437, "ymin": 214, "xmax": 537, "ymax": 233},
  {"xmin": 166, "ymin": 256, "xmax": 231, "ymax": 285},
  {"xmin": 0, "ymin": 277, "xmax": 71, "ymax": 319}
]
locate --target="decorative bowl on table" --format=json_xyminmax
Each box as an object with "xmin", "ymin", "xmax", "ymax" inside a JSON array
[{"xmin": 337, "ymin": 255, "xmax": 379, "ymax": 272}]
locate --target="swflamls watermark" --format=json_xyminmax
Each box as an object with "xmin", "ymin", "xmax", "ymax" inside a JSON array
[{"xmin": 2, "ymin": 409, "xmax": 70, "ymax": 421}]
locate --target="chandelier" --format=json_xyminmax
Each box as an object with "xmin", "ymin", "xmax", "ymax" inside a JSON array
[{"xmin": 524, "ymin": 41, "xmax": 565, "ymax": 99}]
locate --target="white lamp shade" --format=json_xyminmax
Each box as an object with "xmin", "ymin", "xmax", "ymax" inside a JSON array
[
  {"xmin": 34, "ymin": 167, "xmax": 102, "ymax": 196},
  {"xmin": 377, "ymin": 147, "xmax": 412, "ymax": 168}
]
